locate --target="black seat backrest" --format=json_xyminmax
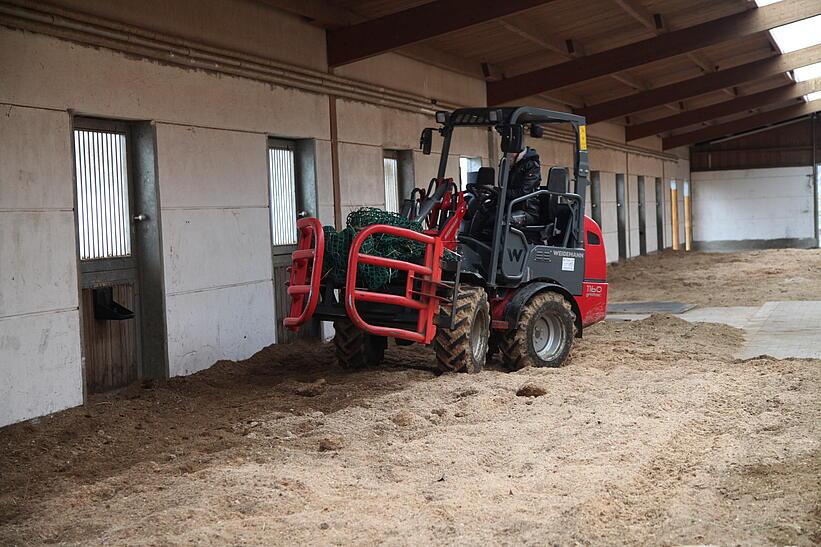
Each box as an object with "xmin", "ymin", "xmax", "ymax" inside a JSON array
[
  {"xmin": 546, "ymin": 167, "xmax": 568, "ymax": 193},
  {"xmin": 475, "ymin": 166, "xmax": 495, "ymax": 186},
  {"xmin": 546, "ymin": 167, "xmax": 569, "ymax": 218}
]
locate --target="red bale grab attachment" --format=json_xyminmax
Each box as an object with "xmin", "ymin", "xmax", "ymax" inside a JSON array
[
  {"xmin": 284, "ymin": 217, "xmax": 446, "ymax": 345},
  {"xmin": 344, "ymin": 224, "xmax": 444, "ymax": 344},
  {"xmin": 283, "ymin": 217, "xmax": 324, "ymax": 330}
]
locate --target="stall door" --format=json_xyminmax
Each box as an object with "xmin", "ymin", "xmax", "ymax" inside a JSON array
[
  {"xmin": 637, "ymin": 176, "xmax": 647, "ymax": 255},
  {"xmin": 268, "ymin": 139, "xmax": 320, "ymax": 342},
  {"xmin": 655, "ymin": 177, "xmax": 665, "ymax": 249},
  {"xmin": 73, "ymin": 119, "xmax": 141, "ymax": 393},
  {"xmin": 616, "ymin": 173, "xmax": 627, "ymax": 261}
]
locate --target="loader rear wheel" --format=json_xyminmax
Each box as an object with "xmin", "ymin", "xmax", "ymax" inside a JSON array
[
  {"xmin": 434, "ymin": 285, "xmax": 489, "ymax": 374},
  {"xmin": 333, "ymin": 320, "xmax": 386, "ymax": 370},
  {"xmin": 499, "ymin": 291, "xmax": 575, "ymax": 371}
]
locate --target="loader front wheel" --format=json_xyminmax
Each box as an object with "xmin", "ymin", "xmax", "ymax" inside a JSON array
[
  {"xmin": 499, "ymin": 291, "xmax": 575, "ymax": 371},
  {"xmin": 333, "ymin": 320, "xmax": 386, "ymax": 370},
  {"xmin": 434, "ymin": 285, "xmax": 489, "ymax": 374}
]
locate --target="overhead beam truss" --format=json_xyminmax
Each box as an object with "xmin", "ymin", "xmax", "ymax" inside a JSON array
[{"xmin": 487, "ymin": 0, "xmax": 819, "ymax": 105}]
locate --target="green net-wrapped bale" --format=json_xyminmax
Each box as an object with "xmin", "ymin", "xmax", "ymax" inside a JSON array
[
  {"xmin": 322, "ymin": 208, "xmax": 426, "ymax": 289},
  {"xmin": 321, "ymin": 207, "xmax": 458, "ymax": 290}
]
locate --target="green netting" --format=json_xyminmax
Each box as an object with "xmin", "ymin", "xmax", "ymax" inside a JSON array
[{"xmin": 322, "ymin": 208, "xmax": 427, "ymax": 290}]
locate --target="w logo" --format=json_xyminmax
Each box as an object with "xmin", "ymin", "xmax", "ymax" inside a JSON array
[{"xmin": 507, "ymin": 248, "xmax": 524, "ymax": 262}]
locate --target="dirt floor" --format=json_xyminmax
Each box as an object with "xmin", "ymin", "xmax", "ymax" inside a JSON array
[
  {"xmin": 1, "ymin": 249, "xmax": 820, "ymax": 545},
  {"xmin": 608, "ymin": 248, "xmax": 821, "ymax": 306}
]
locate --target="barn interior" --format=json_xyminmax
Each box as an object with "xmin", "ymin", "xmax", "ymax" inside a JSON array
[{"xmin": 1, "ymin": 0, "xmax": 820, "ymax": 544}]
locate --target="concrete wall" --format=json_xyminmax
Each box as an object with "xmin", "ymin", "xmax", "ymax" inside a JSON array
[
  {"xmin": 155, "ymin": 124, "xmax": 276, "ymax": 376},
  {"xmin": 643, "ymin": 177, "xmax": 659, "ymax": 254},
  {"xmin": 584, "ymin": 151, "xmax": 670, "ymax": 262},
  {"xmin": 0, "ymin": 105, "xmax": 83, "ymax": 425},
  {"xmin": 691, "ymin": 167, "xmax": 815, "ymax": 249},
  {"xmin": 597, "ymin": 172, "xmax": 619, "ymax": 263},
  {"xmin": 0, "ymin": 0, "xmax": 687, "ymax": 426},
  {"xmin": 627, "ymin": 175, "xmax": 640, "ymax": 258}
]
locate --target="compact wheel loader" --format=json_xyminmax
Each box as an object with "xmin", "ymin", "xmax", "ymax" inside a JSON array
[{"xmin": 284, "ymin": 106, "xmax": 608, "ymax": 373}]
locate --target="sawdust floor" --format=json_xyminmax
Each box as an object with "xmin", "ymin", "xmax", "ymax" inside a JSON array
[
  {"xmin": 2, "ymin": 312, "xmax": 819, "ymax": 545},
  {"xmin": 608, "ymin": 248, "xmax": 821, "ymax": 307}
]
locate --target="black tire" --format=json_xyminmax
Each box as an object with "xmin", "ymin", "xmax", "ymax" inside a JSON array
[
  {"xmin": 434, "ymin": 285, "xmax": 490, "ymax": 374},
  {"xmin": 499, "ymin": 291, "xmax": 576, "ymax": 371},
  {"xmin": 333, "ymin": 320, "xmax": 386, "ymax": 369}
]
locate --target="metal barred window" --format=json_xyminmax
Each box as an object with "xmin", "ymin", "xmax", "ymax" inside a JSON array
[
  {"xmin": 268, "ymin": 146, "xmax": 298, "ymax": 247},
  {"xmin": 73, "ymin": 129, "xmax": 131, "ymax": 260},
  {"xmin": 383, "ymin": 156, "xmax": 399, "ymax": 213}
]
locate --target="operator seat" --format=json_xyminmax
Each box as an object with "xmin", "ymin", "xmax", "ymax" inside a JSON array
[
  {"xmin": 462, "ymin": 167, "xmax": 496, "ymax": 240},
  {"xmin": 516, "ymin": 166, "xmax": 575, "ymax": 246},
  {"xmin": 474, "ymin": 166, "xmax": 496, "ymax": 186}
]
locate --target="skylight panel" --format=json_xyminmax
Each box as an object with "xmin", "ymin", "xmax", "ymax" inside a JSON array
[
  {"xmin": 794, "ymin": 62, "xmax": 821, "ymax": 82},
  {"xmin": 769, "ymin": 15, "xmax": 821, "ymax": 53}
]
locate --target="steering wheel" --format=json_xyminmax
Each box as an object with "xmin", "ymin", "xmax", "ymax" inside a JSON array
[{"xmin": 466, "ymin": 183, "xmax": 499, "ymax": 215}]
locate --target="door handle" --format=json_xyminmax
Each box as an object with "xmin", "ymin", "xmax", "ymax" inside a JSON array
[{"xmin": 133, "ymin": 213, "xmax": 148, "ymax": 222}]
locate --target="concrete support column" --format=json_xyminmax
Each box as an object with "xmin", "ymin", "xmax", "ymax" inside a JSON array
[
  {"xmin": 671, "ymin": 180, "xmax": 680, "ymax": 251},
  {"xmin": 683, "ymin": 179, "xmax": 692, "ymax": 251},
  {"xmin": 813, "ymin": 112, "xmax": 820, "ymax": 248}
]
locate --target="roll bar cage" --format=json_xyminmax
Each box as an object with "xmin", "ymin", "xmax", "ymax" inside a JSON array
[{"xmin": 423, "ymin": 106, "xmax": 590, "ymax": 288}]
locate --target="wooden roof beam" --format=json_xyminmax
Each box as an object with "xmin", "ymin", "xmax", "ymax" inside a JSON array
[
  {"xmin": 627, "ymin": 78, "xmax": 821, "ymax": 140},
  {"xmin": 662, "ymin": 98, "xmax": 821, "ymax": 149},
  {"xmin": 496, "ymin": 16, "xmax": 668, "ymax": 110},
  {"xmin": 496, "ymin": 18, "xmax": 579, "ymax": 58},
  {"xmin": 611, "ymin": 0, "xmax": 737, "ymax": 98},
  {"xmin": 577, "ymin": 43, "xmax": 821, "ymax": 123},
  {"xmin": 327, "ymin": 0, "xmax": 557, "ymax": 67},
  {"xmin": 487, "ymin": 0, "xmax": 820, "ymax": 105},
  {"xmin": 611, "ymin": 0, "xmax": 658, "ymax": 30}
]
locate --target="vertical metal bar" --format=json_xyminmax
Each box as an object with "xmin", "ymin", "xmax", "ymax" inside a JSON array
[
  {"xmin": 98, "ymin": 131, "xmax": 107, "ymax": 257},
  {"xmin": 120, "ymin": 133, "xmax": 131, "ymax": 256},
  {"xmin": 89, "ymin": 131, "xmax": 99, "ymax": 259},
  {"xmin": 276, "ymin": 146, "xmax": 280, "ymax": 252},
  {"xmin": 85, "ymin": 130, "xmax": 93, "ymax": 259},
  {"xmin": 83, "ymin": 130, "xmax": 92, "ymax": 259},
  {"xmin": 113, "ymin": 133, "xmax": 122, "ymax": 256},
  {"xmin": 437, "ymin": 126, "xmax": 452, "ymax": 180},
  {"xmin": 109, "ymin": 133, "xmax": 119, "ymax": 257},
  {"xmin": 103, "ymin": 132, "xmax": 112, "ymax": 257},
  {"xmin": 270, "ymin": 149, "xmax": 276, "ymax": 246},
  {"xmin": 75, "ymin": 131, "xmax": 84, "ymax": 259},
  {"xmin": 487, "ymin": 155, "xmax": 510, "ymax": 288},
  {"xmin": 74, "ymin": 131, "xmax": 82, "ymax": 259},
  {"xmin": 92, "ymin": 131, "xmax": 105, "ymax": 257}
]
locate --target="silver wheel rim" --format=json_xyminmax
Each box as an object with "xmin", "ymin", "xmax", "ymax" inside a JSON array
[
  {"xmin": 532, "ymin": 312, "xmax": 563, "ymax": 360},
  {"xmin": 470, "ymin": 309, "xmax": 488, "ymax": 362}
]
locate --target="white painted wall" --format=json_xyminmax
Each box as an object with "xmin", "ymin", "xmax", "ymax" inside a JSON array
[
  {"xmin": 597, "ymin": 172, "xmax": 620, "ymax": 263},
  {"xmin": 155, "ymin": 125, "xmax": 276, "ymax": 376},
  {"xmin": 643, "ymin": 177, "xmax": 659, "ymax": 254},
  {"xmin": 692, "ymin": 167, "xmax": 815, "ymax": 243},
  {"xmin": 627, "ymin": 175, "xmax": 640, "ymax": 258},
  {"xmin": 0, "ymin": 105, "xmax": 83, "ymax": 427}
]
